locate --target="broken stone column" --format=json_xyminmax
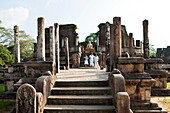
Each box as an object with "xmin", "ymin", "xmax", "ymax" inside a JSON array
[
  {"xmin": 54, "ymin": 23, "xmax": 60, "ymax": 73},
  {"xmin": 64, "ymin": 37, "xmax": 69, "ymax": 70},
  {"xmin": 16, "ymin": 84, "xmax": 36, "ymax": 113},
  {"xmin": 113, "ymin": 17, "xmax": 121, "ymax": 68},
  {"xmin": 37, "ymin": 17, "xmax": 45, "ymax": 61},
  {"xmin": 14, "ymin": 25, "xmax": 20, "ymax": 63},
  {"xmin": 143, "ymin": 20, "xmax": 149, "ymax": 58},
  {"xmin": 129, "ymin": 33, "xmax": 133, "ymax": 56}
]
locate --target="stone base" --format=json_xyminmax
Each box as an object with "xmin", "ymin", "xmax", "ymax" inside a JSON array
[
  {"xmin": 151, "ymin": 88, "xmax": 170, "ymax": 96},
  {"xmin": 131, "ymin": 101, "xmax": 167, "ymax": 113}
]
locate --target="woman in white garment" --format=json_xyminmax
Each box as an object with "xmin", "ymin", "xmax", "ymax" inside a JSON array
[
  {"xmin": 89, "ymin": 53, "xmax": 94, "ymax": 67},
  {"xmin": 94, "ymin": 53, "xmax": 100, "ymax": 69}
]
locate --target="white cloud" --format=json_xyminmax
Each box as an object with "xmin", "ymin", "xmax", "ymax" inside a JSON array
[{"xmin": 0, "ymin": 7, "xmax": 29, "ymax": 28}]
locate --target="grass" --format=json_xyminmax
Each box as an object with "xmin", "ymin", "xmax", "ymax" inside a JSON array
[
  {"xmin": 0, "ymin": 100, "xmax": 15, "ymax": 111},
  {"xmin": 159, "ymin": 98, "xmax": 170, "ymax": 112},
  {"xmin": 167, "ymin": 83, "xmax": 170, "ymax": 89},
  {"xmin": 0, "ymin": 83, "xmax": 5, "ymax": 93}
]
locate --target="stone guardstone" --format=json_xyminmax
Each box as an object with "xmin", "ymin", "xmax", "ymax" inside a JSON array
[{"xmin": 16, "ymin": 84, "xmax": 36, "ymax": 113}]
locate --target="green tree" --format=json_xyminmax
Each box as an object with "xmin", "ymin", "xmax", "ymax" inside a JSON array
[
  {"xmin": 0, "ymin": 45, "xmax": 14, "ymax": 65},
  {"xmin": 85, "ymin": 33, "xmax": 97, "ymax": 42},
  {"xmin": 149, "ymin": 44, "xmax": 156, "ymax": 57},
  {"xmin": 0, "ymin": 20, "xmax": 36, "ymax": 60}
]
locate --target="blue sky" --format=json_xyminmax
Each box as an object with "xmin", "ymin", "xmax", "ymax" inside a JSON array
[{"xmin": 0, "ymin": 0, "xmax": 170, "ymax": 49}]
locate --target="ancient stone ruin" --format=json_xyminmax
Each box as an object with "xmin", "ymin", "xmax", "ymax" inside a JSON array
[{"xmin": 0, "ymin": 16, "xmax": 169, "ymax": 113}]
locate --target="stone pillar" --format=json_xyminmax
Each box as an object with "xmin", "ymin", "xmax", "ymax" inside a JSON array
[
  {"xmin": 76, "ymin": 35, "xmax": 79, "ymax": 46},
  {"xmin": 37, "ymin": 17, "xmax": 45, "ymax": 61},
  {"xmin": 105, "ymin": 22, "xmax": 110, "ymax": 72},
  {"xmin": 54, "ymin": 23, "xmax": 60, "ymax": 73},
  {"xmin": 129, "ymin": 33, "xmax": 133, "ymax": 56},
  {"xmin": 96, "ymin": 32, "xmax": 99, "ymax": 52},
  {"xmin": 14, "ymin": 25, "xmax": 20, "ymax": 63},
  {"xmin": 113, "ymin": 17, "xmax": 121, "ymax": 68},
  {"xmin": 33, "ymin": 43, "xmax": 37, "ymax": 58},
  {"xmin": 64, "ymin": 37, "xmax": 69, "ymax": 70},
  {"xmin": 45, "ymin": 28, "xmax": 50, "ymax": 61},
  {"xmin": 49, "ymin": 26, "xmax": 55, "ymax": 62},
  {"xmin": 143, "ymin": 20, "xmax": 149, "ymax": 58},
  {"xmin": 110, "ymin": 24, "xmax": 114, "ymax": 71}
]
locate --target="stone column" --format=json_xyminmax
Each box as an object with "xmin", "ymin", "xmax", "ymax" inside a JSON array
[
  {"xmin": 49, "ymin": 26, "xmax": 55, "ymax": 62},
  {"xmin": 14, "ymin": 25, "xmax": 20, "ymax": 63},
  {"xmin": 110, "ymin": 24, "xmax": 114, "ymax": 71},
  {"xmin": 33, "ymin": 43, "xmax": 37, "ymax": 57},
  {"xmin": 129, "ymin": 33, "xmax": 133, "ymax": 56},
  {"xmin": 105, "ymin": 22, "xmax": 110, "ymax": 72},
  {"xmin": 143, "ymin": 20, "xmax": 149, "ymax": 58},
  {"xmin": 54, "ymin": 23, "xmax": 60, "ymax": 73},
  {"xmin": 45, "ymin": 28, "xmax": 50, "ymax": 61},
  {"xmin": 64, "ymin": 37, "xmax": 69, "ymax": 70},
  {"xmin": 37, "ymin": 17, "xmax": 45, "ymax": 61},
  {"xmin": 113, "ymin": 17, "xmax": 121, "ymax": 68},
  {"xmin": 96, "ymin": 32, "xmax": 99, "ymax": 52}
]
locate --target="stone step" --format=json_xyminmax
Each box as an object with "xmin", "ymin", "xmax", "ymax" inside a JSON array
[
  {"xmin": 133, "ymin": 110, "xmax": 167, "ymax": 113},
  {"xmin": 151, "ymin": 88, "xmax": 170, "ymax": 96},
  {"xmin": 44, "ymin": 105, "xmax": 116, "ymax": 113},
  {"xmin": 47, "ymin": 95, "xmax": 113, "ymax": 105},
  {"xmin": 51, "ymin": 87, "xmax": 111, "ymax": 95},
  {"xmin": 54, "ymin": 80, "xmax": 109, "ymax": 87},
  {"xmin": 131, "ymin": 102, "xmax": 162, "ymax": 110}
]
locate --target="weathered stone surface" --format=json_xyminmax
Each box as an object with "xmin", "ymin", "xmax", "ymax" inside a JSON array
[
  {"xmin": 36, "ymin": 92, "xmax": 43, "ymax": 113},
  {"xmin": 16, "ymin": 84, "xmax": 36, "ymax": 113},
  {"xmin": 54, "ymin": 23, "xmax": 60, "ymax": 73},
  {"xmin": 129, "ymin": 33, "xmax": 133, "ymax": 56},
  {"xmin": 14, "ymin": 25, "xmax": 20, "ymax": 63},
  {"xmin": 64, "ymin": 37, "xmax": 69, "ymax": 70},
  {"xmin": 143, "ymin": 20, "xmax": 149, "ymax": 58},
  {"xmin": 113, "ymin": 17, "xmax": 121, "ymax": 68},
  {"xmin": 117, "ymin": 92, "xmax": 132, "ymax": 113},
  {"xmin": 37, "ymin": 17, "xmax": 45, "ymax": 61},
  {"xmin": 71, "ymin": 53, "xmax": 80, "ymax": 68}
]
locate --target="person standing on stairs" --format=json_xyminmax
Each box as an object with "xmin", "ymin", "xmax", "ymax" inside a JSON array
[
  {"xmin": 84, "ymin": 54, "xmax": 88, "ymax": 67},
  {"xmin": 94, "ymin": 53, "xmax": 100, "ymax": 69},
  {"xmin": 89, "ymin": 53, "xmax": 94, "ymax": 67}
]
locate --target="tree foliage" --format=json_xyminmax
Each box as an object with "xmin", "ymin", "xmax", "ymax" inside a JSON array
[
  {"xmin": 0, "ymin": 20, "xmax": 35, "ymax": 64},
  {"xmin": 149, "ymin": 44, "xmax": 156, "ymax": 57},
  {"xmin": 0, "ymin": 45, "xmax": 14, "ymax": 65},
  {"xmin": 85, "ymin": 33, "xmax": 97, "ymax": 42}
]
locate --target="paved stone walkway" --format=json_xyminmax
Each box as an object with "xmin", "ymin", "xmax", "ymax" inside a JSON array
[{"xmin": 56, "ymin": 68, "xmax": 109, "ymax": 81}]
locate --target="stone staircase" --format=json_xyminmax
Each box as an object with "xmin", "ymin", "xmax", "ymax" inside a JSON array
[{"xmin": 44, "ymin": 80, "xmax": 115, "ymax": 113}]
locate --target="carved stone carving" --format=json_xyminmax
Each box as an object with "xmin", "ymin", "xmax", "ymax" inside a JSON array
[
  {"xmin": 16, "ymin": 84, "xmax": 36, "ymax": 113},
  {"xmin": 71, "ymin": 53, "xmax": 80, "ymax": 68}
]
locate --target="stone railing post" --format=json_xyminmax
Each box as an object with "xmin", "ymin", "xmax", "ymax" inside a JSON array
[
  {"xmin": 14, "ymin": 25, "xmax": 20, "ymax": 63},
  {"xmin": 109, "ymin": 69, "xmax": 132, "ymax": 113},
  {"xmin": 16, "ymin": 84, "xmax": 36, "ymax": 113}
]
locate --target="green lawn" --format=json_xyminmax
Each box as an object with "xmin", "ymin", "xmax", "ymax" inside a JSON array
[
  {"xmin": 0, "ymin": 83, "xmax": 5, "ymax": 93},
  {"xmin": 0, "ymin": 100, "xmax": 15, "ymax": 111},
  {"xmin": 167, "ymin": 83, "xmax": 170, "ymax": 89}
]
